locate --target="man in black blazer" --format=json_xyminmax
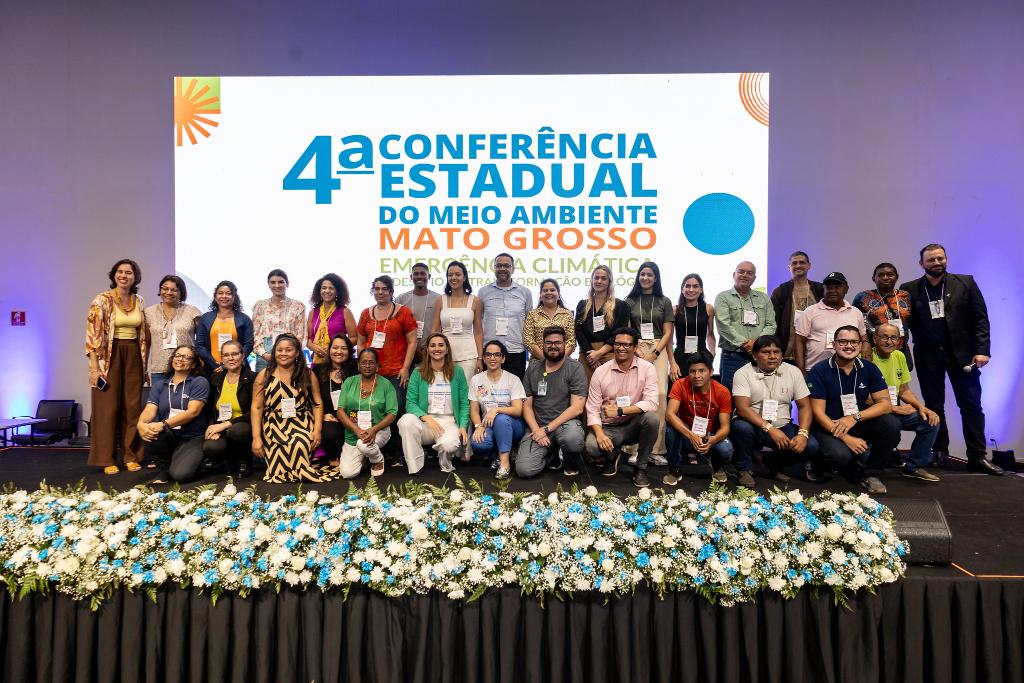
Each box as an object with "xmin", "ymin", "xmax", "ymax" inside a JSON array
[
  {"xmin": 770, "ymin": 251, "xmax": 825, "ymax": 364},
  {"xmin": 901, "ymin": 243, "xmax": 1001, "ymax": 475}
]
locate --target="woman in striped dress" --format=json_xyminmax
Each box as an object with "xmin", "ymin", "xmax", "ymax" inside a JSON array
[{"xmin": 251, "ymin": 333, "xmax": 339, "ymax": 482}]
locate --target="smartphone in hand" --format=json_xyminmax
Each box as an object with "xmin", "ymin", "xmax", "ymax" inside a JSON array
[{"xmin": 96, "ymin": 376, "xmax": 109, "ymax": 391}]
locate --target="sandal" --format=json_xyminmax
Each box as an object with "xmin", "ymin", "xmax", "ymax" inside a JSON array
[
  {"xmin": 103, "ymin": 465, "xmax": 119, "ymax": 475},
  {"xmin": 125, "ymin": 462, "xmax": 142, "ymax": 472},
  {"xmin": 370, "ymin": 461, "xmax": 385, "ymax": 477},
  {"xmin": 149, "ymin": 478, "xmax": 169, "ymax": 485},
  {"xmin": 495, "ymin": 466, "xmax": 511, "ymax": 480}
]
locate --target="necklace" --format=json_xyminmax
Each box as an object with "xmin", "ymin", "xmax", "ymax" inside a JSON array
[{"xmin": 114, "ymin": 292, "xmax": 135, "ymax": 314}]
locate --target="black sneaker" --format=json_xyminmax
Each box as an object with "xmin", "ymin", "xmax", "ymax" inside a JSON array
[
  {"xmin": 234, "ymin": 461, "xmax": 252, "ymax": 479},
  {"xmin": 632, "ymin": 469, "xmax": 651, "ymax": 488},
  {"xmin": 602, "ymin": 451, "xmax": 620, "ymax": 477},
  {"xmin": 547, "ymin": 453, "xmax": 564, "ymax": 471},
  {"xmin": 563, "ymin": 461, "xmax": 579, "ymax": 477}
]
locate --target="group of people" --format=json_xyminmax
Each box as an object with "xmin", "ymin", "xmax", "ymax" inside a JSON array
[{"xmin": 85, "ymin": 242, "xmax": 999, "ymax": 493}]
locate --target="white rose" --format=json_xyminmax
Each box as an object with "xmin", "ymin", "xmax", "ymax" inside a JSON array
[
  {"xmin": 538, "ymin": 542, "xmax": 551, "ymax": 557},
  {"xmin": 305, "ymin": 491, "xmax": 319, "ymax": 503},
  {"xmin": 638, "ymin": 487, "xmax": 651, "ymax": 501},
  {"xmin": 202, "ymin": 526, "xmax": 218, "ymax": 541},
  {"xmin": 219, "ymin": 558, "xmax": 234, "ymax": 574},
  {"xmin": 825, "ymin": 524, "xmax": 843, "ymax": 541},
  {"xmin": 346, "ymin": 567, "xmax": 362, "ymax": 582},
  {"xmin": 547, "ymin": 492, "xmax": 559, "ymax": 506},
  {"xmin": 768, "ymin": 576, "xmax": 786, "ymax": 591},
  {"xmin": 787, "ymin": 490, "xmax": 803, "ymax": 504},
  {"xmin": 601, "ymin": 558, "xmax": 615, "ymax": 572},
  {"xmin": 412, "ymin": 525, "xmax": 429, "ymax": 541},
  {"xmin": 323, "ymin": 519, "xmax": 342, "ymax": 534},
  {"xmin": 450, "ymin": 490, "xmax": 464, "ymax": 503},
  {"xmin": 222, "ymin": 484, "xmax": 237, "ymax": 497},
  {"xmin": 583, "ymin": 486, "xmax": 598, "ymax": 498}
]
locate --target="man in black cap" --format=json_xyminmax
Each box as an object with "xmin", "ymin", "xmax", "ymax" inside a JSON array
[
  {"xmin": 901, "ymin": 243, "xmax": 1002, "ymax": 475},
  {"xmin": 794, "ymin": 272, "xmax": 867, "ymax": 374}
]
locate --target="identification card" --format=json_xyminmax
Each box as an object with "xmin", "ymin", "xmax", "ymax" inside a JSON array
[
  {"xmin": 416, "ymin": 320, "xmax": 425, "ymax": 339},
  {"xmin": 891, "ymin": 318, "xmax": 904, "ymax": 336},
  {"xmin": 217, "ymin": 333, "xmax": 232, "ymax": 350},
  {"xmin": 536, "ymin": 379, "xmax": 548, "ymax": 397},
  {"xmin": 640, "ymin": 322, "xmax": 655, "ymax": 340},
  {"xmin": 887, "ymin": 386, "xmax": 899, "ymax": 406},
  {"xmin": 592, "ymin": 314, "xmax": 605, "ymax": 332},
  {"xmin": 330, "ymin": 389, "xmax": 341, "ymax": 411},
  {"xmin": 371, "ymin": 330, "xmax": 386, "ymax": 348},
  {"xmin": 929, "ymin": 299, "xmax": 945, "ymax": 319},
  {"xmin": 684, "ymin": 335, "xmax": 698, "ymax": 353},
  {"xmin": 615, "ymin": 395, "xmax": 631, "ymax": 408},
  {"xmin": 825, "ymin": 330, "xmax": 835, "ymax": 350},
  {"xmin": 168, "ymin": 408, "xmax": 184, "ymax": 429},
  {"xmin": 162, "ymin": 331, "xmax": 176, "ymax": 350},
  {"xmin": 280, "ymin": 397, "xmax": 297, "ymax": 418},
  {"xmin": 450, "ymin": 316, "xmax": 464, "ymax": 334},
  {"xmin": 691, "ymin": 416, "xmax": 709, "ymax": 437},
  {"xmin": 840, "ymin": 393, "xmax": 859, "ymax": 416},
  {"xmin": 217, "ymin": 403, "xmax": 232, "ymax": 422},
  {"xmin": 357, "ymin": 410, "xmax": 372, "ymax": 430},
  {"xmin": 495, "ymin": 317, "xmax": 509, "ymax": 336},
  {"xmin": 761, "ymin": 399, "xmax": 779, "ymax": 422},
  {"xmin": 429, "ymin": 393, "xmax": 446, "ymax": 414},
  {"xmin": 793, "ymin": 309, "xmax": 805, "ymax": 325},
  {"xmin": 742, "ymin": 309, "xmax": 758, "ymax": 326}
]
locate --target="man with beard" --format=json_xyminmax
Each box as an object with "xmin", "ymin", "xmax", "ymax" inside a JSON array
[
  {"xmin": 794, "ymin": 272, "xmax": 867, "ymax": 374},
  {"xmin": 731, "ymin": 335, "xmax": 820, "ymax": 486},
  {"xmin": 771, "ymin": 251, "xmax": 824, "ymax": 364},
  {"xmin": 396, "ymin": 262, "xmax": 441, "ymax": 353},
  {"xmin": 584, "ymin": 327, "xmax": 660, "ymax": 487},
  {"xmin": 901, "ymin": 244, "xmax": 1002, "ymax": 474},
  {"xmin": 516, "ymin": 327, "xmax": 588, "ymax": 477}
]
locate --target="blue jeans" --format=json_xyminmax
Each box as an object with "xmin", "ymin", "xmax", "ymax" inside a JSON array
[
  {"xmin": 897, "ymin": 411, "xmax": 940, "ymax": 470},
  {"xmin": 719, "ymin": 350, "xmax": 752, "ymax": 393},
  {"xmin": 473, "ymin": 413, "xmax": 525, "ymax": 457},
  {"xmin": 729, "ymin": 419, "xmax": 819, "ymax": 472},
  {"xmin": 665, "ymin": 427, "xmax": 733, "ymax": 469}
]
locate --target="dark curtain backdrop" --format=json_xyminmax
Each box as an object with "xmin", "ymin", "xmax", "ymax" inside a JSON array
[{"xmin": 2, "ymin": 575, "xmax": 1022, "ymax": 683}]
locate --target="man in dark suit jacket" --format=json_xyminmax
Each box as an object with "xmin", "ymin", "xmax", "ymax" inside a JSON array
[
  {"xmin": 770, "ymin": 251, "xmax": 825, "ymax": 364},
  {"xmin": 901, "ymin": 243, "xmax": 1001, "ymax": 475}
]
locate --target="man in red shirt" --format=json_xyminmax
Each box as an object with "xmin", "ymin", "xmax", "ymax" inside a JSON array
[{"xmin": 664, "ymin": 351, "xmax": 734, "ymax": 486}]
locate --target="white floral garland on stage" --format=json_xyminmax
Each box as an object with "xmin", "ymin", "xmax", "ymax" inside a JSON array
[{"xmin": 0, "ymin": 480, "xmax": 907, "ymax": 608}]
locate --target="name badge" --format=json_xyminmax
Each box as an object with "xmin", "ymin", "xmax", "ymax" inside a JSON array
[
  {"xmin": 887, "ymin": 386, "xmax": 899, "ymax": 406},
  {"xmin": 416, "ymin": 320, "xmax": 425, "ymax": 339},
  {"xmin": 640, "ymin": 322, "xmax": 655, "ymax": 340},
  {"xmin": 536, "ymin": 379, "xmax": 548, "ymax": 397},
  {"xmin": 684, "ymin": 336, "xmax": 698, "ymax": 353},
  {"xmin": 217, "ymin": 403, "xmax": 232, "ymax": 422},
  {"xmin": 761, "ymin": 399, "xmax": 779, "ymax": 422},
  {"xmin": 162, "ymin": 330, "xmax": 176, "ymax": 350},
  {"xmin": 330, "ymin": 389, "xmax": 341, "ymax": 411},
  {"xmin": 450, "ymin": 316, "xmax": 464, "ymax": 334},
  {"xmin": 793, "ymin": 309, "xmax": 805, "ymax": 325},
  {"xmin": 891, "ymin": 318, "xmax": 904, "ymax": 336},
  {"xmin": 691, "ymin": 416, "xmax": 709, "ymax": 437},
  {"xmin": 280, "ymin": 397, "xmax": 297, "ymax": 418},
  {"xmin": 825, "ymin": 330, "xmax": 835, "ymax": 350},
  {"xmin": 840, "ymin": 393, "xmax": 859, "ymax": 417},
  {"xmin": 615, "ymin": 395, "xmax": 631, "ymax": 408},
  {"xmin": 495, "ymin": 317, "xmax": 509, "ymax": 336},
  {"xmin": 742, "ymin": 309, "xmax": 758, "ymax": 326},
  {"xmin": 592, "ymin": 314, "xmax": 605, "ymax": 332},
  {"xmin": 217, "ymin": 333, "xmax": 233, "ymax": 350},
  {"xmin": 168, "ymin": 407, "xmax": 184, "ymax": 429},
  {"xmin": 929, "ymin": 299, "xmax": 944, "ymax": 319},
  {"xmin": 357, "ymin": 410, "xmax": 372, "ymax": 430},
  {"xmin": 371, "ymin": 330, "xmax": 386, "ymax": 348},
  {"xmin": 429, "ymin": 393, "xmax": 447, "ymax": 414}
]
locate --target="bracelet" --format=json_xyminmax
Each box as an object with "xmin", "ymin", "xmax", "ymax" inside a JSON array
[
  {"xmin": 162, "ymin": 421, "xmax": 171, "ymax": 431},
  {"xmin": 762, "ymin": 422, "xmax": 773, "ymax": 432},
  {"xmin": 797, "ymin": 429, "xmax": 810, "ymax": 437}
]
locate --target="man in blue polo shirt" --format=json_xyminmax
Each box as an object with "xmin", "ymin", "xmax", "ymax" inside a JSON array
[{"xmin": 806, "ymin": 324, "xmax": 901, "ymax": 494}]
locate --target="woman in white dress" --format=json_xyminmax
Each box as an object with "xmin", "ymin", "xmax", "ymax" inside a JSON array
[{"xmin": 431, "ymin": 260, "xmax": 483, "ymax": 396}]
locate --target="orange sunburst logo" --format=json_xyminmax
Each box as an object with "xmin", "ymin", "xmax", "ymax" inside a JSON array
[
  {"xmin": 738, "ymin": 73, "xmax": 769, "ymax": 127},
  {"xmin": 174, "ymin": 76, "xmax": 221, "ymax": 146}
]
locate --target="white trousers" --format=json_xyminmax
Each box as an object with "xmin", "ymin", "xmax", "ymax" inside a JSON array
[
  {"xmin": 397, "ymin": 413, "xmax": 461, "ymax": 474},
  {"xmin": 338, "ymin": 429, "xmax": 390, "ymax": 479}
]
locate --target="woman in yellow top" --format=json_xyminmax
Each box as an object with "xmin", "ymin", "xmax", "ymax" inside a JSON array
[
  {"xmin": 523, "ymin": 278, "xmax": 577, "ymax": 360},
  {"xmin": 85, "ymin": 258, "xmax": 149, "ymax": 474},
  {"xmin": 195, "ymin": 281, "xmax": 255, "ymax": 375}
]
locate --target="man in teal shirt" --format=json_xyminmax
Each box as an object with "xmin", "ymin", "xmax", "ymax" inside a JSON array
[
  {"xmin": 714, "ymin": 261, "xmax": 776, "ymax": 391},
  {"xmin": 872, "ymin": 323, "xmax": 941, "ymax": 481}
]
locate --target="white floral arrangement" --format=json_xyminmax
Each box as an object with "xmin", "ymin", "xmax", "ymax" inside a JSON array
[{"xmin": 0, "ymin": 479, "xmax": 907, "ymax": 608}]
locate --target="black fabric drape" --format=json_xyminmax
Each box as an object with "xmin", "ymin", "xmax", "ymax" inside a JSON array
[{"xmin": 2, "ymin": 575, "xmax": 1022, "ymax": 682}]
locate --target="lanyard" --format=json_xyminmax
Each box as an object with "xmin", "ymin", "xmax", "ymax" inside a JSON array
[
  {"xmin": 834, "ymin": 361, "xmax": 859, "ymax": 398},
  {"xmin": 925, "ymin": 281, "xmax": 945, "ymax": 306},
  {"xmin": 689, "ymin": 382, "xmax": 714, "ymax": 423},
  {"xmin": 373, "ymin": 303, "xmax": 395, "ymax": 331},
  {"xmin": 358, "ymin": 375, "xmax": 377, "ymax": 411},
  {"xmin": 168, "ymin": 379, "xmax": 187, "ymax": 411},
  {"xmin": 639, "ymin": 295, "xmax": 655, "ymax": 326},
  {"xmin": 759, "ymin": 370, "xmax": 778, "ymax": 401},
  {"xmin": 413, "ymin": 294, "xmax": 427, "ymax": 322}
]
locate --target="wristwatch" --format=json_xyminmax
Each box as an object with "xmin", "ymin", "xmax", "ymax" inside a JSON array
[
  {"xmin": 162, "ymin": 420, "xmax": 171, "ymax": 431},
  {"xmin": 543, "ymin": 425, "xmax": 550, "ymax": 435},
  {"xmin": 853, "ymin": 412, "xmax": 862, "ymax": 422},
  {"xmin": 762, "ymin": 422, "xmax": 773, "ymax": 432}
]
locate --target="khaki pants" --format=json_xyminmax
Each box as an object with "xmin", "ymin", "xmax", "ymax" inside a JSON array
[{"xmin": 637, "ymin": 340, "xmax": 669, "ymax": 455}]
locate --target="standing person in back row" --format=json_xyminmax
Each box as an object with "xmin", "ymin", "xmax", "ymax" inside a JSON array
[
  {"xmin": 900, "ymin": 243, "xmax": 1002, "ymax": 475},
  {"xmin": 714, "ymin": 261, "xmax": 776, "ymax": 391},
  {"xmin": 770, "ymin": 251, "xmax": 824, "ymax": 365},
  {"xmin": 479, "ymin": 253, "xmax": 533, "ymax": 379},
  {"xmin": 396, "ymin": 262, "xmax": 441, "ymax": 356}
]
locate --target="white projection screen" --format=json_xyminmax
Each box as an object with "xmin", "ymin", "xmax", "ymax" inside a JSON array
[{"xmin": 174, "ymin": 73, "xmax": 769, "ymax": 342}]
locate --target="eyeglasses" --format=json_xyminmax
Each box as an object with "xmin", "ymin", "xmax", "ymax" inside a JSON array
[
  {"xmin": 172, "ymin": 354, "xmax": 194, "ymax": 361},
  {"xmin": 543, "ymin": 341, "xmax": 564, "ymax": 347},
  {"xmin": 612, "ymin": 342, "xmax": 634, "ymax": 348},
  {"xmin": 483, "ymin": 352, "xmax": 504, "ymax": 359},
  {"xmin": 221, "ymin": 352, "xmax": 242, "ymax": 358},
  {"xmin": 159, "ymin": 286, "xmax": 179, "ymax": 293},
  {"xmin": 834, "ymin": 339, "xmax": 861, "ymax": 348},
  {"xmin": 875, "ymin": 335, "xmax": 900, "ymax": 343}
]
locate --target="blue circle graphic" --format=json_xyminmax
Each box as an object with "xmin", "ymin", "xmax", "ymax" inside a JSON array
[{"xmin": 682, "ymin": 193, "xmax": 755, "ymax": 255}]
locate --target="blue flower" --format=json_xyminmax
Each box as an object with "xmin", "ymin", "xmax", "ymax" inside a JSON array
[
  {"xmin": 635, "ymin": 552, "xmax": 650, "ymax": 568},
  {"xmin": 204, "ymin": 569, "xmax": 219, "ymax": 584}
]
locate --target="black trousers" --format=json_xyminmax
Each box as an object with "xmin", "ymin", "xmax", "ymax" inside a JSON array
[
  {"xmin": 144, "ymin": 429, "xmax": 205, "ymax": 482},
  {"xmin": 913, "ymin": 344, "xmax": 986, "ymax": 459},
  {"xmin": 321, "ymin": 421, "xmax": 345, "ymax": 460},
  {"xmin": 813, "ymin": 413, "xmax": 901, "ymax": 479},
  {"xmin": 201, "ymin": 422, "xmax": 253, "ymax": 468}
]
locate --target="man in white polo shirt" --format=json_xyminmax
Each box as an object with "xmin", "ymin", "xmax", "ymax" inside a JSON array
[{"xmin": 795, "ymin": 271, "xmax": 866, "ymax": 373}]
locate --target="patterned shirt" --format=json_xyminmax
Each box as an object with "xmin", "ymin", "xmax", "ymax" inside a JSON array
[
  {"xmin": 523, "ymin": 307, "xmax": 577, "ymax": 359},
  {"xmin": 143, "ymin": 303, "xmax": 201, "ymax": 374},
  {"xmin": 252, "ymin": 297, "xmax": 307, "ymax": 356},
  {"xmin": 852, "ymin": 289, "xmax": 911, "ymax": 337}
]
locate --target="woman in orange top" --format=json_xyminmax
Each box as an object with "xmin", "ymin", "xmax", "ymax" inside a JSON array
[{"xmin": 86, "ymin": 258, "xmax": 149, "ymax": 474}]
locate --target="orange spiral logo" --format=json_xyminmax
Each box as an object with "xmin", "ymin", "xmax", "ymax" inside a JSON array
[{"xmin": 738, "ymin": 73, "xmax": 769, "ymax": 126}]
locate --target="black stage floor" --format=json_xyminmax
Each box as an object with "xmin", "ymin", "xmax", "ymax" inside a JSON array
[{"xmin": 2, "ymin": 446, "xmax": 1022, "ymax": 578}]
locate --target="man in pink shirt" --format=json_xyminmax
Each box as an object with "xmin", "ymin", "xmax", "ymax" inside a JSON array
[
  {"xmin": 794, "ymin": 272, "xmax": 867, "ymax": 373},
  {"xmin": 584, "ymin": 327, "xmax": 660, "ymax": 487}
]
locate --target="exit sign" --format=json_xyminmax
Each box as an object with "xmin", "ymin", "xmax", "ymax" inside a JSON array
[{"xmin": 10, "ymin": 311, "xmax": 25, "ymax": 326}]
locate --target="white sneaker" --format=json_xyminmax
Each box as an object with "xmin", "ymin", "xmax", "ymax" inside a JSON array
[{"xmin": 650, "ymin": 454, "xmax": 668, "ymax": 467}]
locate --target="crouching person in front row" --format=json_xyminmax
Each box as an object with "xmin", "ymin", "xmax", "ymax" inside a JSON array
[{"xmin": 663, "ymin": 351, "xmax": 733, "ymax": 486}]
